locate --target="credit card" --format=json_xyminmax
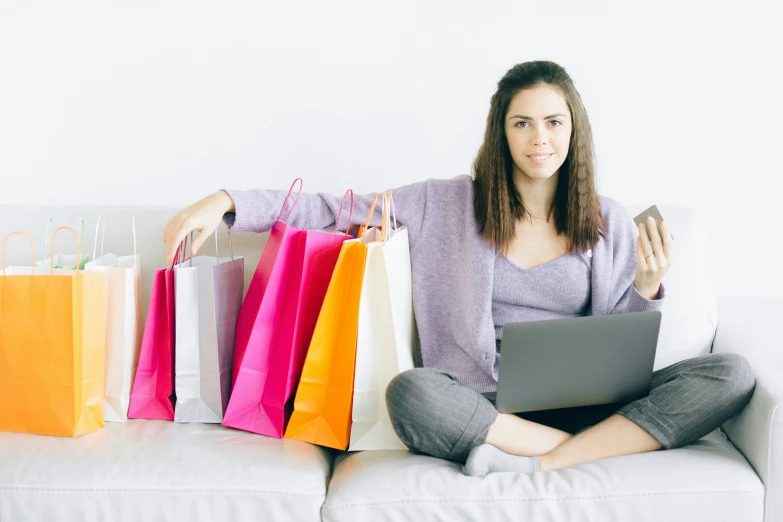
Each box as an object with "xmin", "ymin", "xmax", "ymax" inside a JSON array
[{"xmin": 633, "ymin": 204, "xmax": 673, "ymax": 241}]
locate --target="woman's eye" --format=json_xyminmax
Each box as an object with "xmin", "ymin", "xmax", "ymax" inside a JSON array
[{"xmin": 513, "ymin": 120, "xmax": 562, "ymax": 128}]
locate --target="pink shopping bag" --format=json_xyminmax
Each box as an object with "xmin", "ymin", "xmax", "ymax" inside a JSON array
[
  {"xmin": 223, "ymin": 180, "xmax": 354, "ymax": 438},
  {"xmin": 127, "ymin": 238, "xmax": 188, "ymax": 420}
]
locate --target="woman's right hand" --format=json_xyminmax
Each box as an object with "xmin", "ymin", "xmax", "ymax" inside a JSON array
[{"xmin": 163, "ymin": 190, "xmax": 236, "ymax": 265}]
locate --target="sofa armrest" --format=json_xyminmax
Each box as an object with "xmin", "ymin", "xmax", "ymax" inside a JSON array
[{"xmin": 713, "ymin": 295, "xmax": 783, "ymax": 522}]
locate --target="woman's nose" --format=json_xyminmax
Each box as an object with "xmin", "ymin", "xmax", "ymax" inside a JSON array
[
  {"xmin": 532, "ymin": 134, "xmax": 548, "ymax": 147},
  {"xmin": 531, "ymin": 125, "xmax": 549, "ymax": 146}
]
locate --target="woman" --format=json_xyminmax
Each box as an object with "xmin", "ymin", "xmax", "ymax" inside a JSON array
[{"xmin": 163, "ymin": 60, "xmax": 756, "ymax": 477}]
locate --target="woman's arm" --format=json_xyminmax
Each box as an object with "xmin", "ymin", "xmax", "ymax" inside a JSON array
[
  {"xmin": 223, "ymin": 178, "xmax": 428, "ymax": 236},
  {"xmin": 163, "ymin": 179, "xmax": 429, "ymax": 264}
]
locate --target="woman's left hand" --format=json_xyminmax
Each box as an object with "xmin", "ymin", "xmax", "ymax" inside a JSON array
[{"xmin": 634, "ymin": 216, "xmax": 674, "ymax": 299}]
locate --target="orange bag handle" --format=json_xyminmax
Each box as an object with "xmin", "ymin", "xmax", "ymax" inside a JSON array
[
  {"xmin": 50, "ymin": 226, "xmax": 81, "ymax": 275},
  {"xmin": 1, "ymin": 232, "xmax": 37, "ymax": 276},
  {"xmin": 277, "ymin": 178, "xmax": 304, "ymax": 224},
  {"xmin": 359, "ymin": 193, "xmax": 380, "ymax": 238},
  {"xmin": 334, "ymin": 189, "xmax": 354, "ymax": 235}
]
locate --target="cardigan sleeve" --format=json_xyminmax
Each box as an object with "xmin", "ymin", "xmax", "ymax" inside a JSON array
[
  {"xmin": 220, "ymin": 178, "xmax": 429, "ymax": 249},
  {"xmin": 606, "ymin": 199, "xmax": 667, "ymax": 315}
]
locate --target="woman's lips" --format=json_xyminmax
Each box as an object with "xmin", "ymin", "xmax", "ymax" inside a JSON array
[{"xmin": 527, "ymin": 153, "xmax": 553, "ymax": 165}]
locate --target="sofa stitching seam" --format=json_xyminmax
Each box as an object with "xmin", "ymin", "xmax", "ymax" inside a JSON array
[
  {"xmin": 322, "ymin": 489, "xmax": 762, "ymax": 511},
  {"xmin": 0, "ymin": 486, "xmax": 324, "ymax": 497}
]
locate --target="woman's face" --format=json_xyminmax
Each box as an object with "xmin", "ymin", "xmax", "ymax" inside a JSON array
[{"xmin": 504, "ymin": 84, "xmax": 572, "ymax": 182}]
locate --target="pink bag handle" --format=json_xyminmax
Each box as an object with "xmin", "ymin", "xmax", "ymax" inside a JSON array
[
  {"xmin": 50, "ymin": 226, "xmax": 80, "ymax": 275},
  {"xmin": 1, "ymin": 232, "xmax": 37, "ymax": 276},
  {"xmin": 276, "ymin": 178, "xmax": 304, "ymax": 224},
  {"xmin": 170, "ymin": 235, "xmax": 188, "ymax": 269},
  {"xmin": 334, "ymin": 189, "xmax": 354, "ymax": 234}
]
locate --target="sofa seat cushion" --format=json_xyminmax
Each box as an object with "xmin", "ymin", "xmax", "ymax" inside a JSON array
[
  {"xmin": 322, "ymin": 429, "xmax": 763, "ymax": 522},
  {"xmin": 0, "ymin": 420, "xmax": 332, "ymax": 522}
]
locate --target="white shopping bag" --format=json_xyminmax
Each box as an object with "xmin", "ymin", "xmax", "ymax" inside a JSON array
[
  {"xmin": 174, "ymin": 229, "xmax": 244, "ymax": 423},
  {"xmin": 348, "ymin": 192, "xmax": 415, "ymax": 451},
  {"xmin": 84, "ymin": 215, "xmax": 143, "ymax": 422}
]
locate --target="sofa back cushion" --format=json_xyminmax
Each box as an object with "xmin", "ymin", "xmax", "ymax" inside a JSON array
[{"xmin": 0, "ymin": 204, "xmax": 717, "ymax": 373}]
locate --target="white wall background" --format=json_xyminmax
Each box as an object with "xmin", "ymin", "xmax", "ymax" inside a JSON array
[{"xmin": 1, "ymin": 1, "xmax": 781, "ymax": 297}]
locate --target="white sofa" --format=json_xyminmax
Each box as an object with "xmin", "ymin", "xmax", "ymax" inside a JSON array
[{"xmin": 0, "ymin": 203, "xmax": 779, "ymax": 522}]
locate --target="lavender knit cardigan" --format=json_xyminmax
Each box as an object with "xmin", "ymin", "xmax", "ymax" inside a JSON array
[{"xmin": 224, "ymin": 175, "xmax": 665, "ymax": 393}]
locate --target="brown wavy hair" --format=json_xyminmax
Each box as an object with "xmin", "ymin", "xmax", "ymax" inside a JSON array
[{"xmin": 473, "ymin": 60, "xmax": 606, "ymax": 255}]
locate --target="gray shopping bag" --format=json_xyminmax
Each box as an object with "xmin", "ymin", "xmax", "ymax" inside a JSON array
[{"xmin": 174, "ymin": 229, "xmax": 244, "ymax": 423}]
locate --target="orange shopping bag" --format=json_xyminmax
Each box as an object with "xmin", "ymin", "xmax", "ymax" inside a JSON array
[
  {"xmin": 0, "ymin": 228, "xmax": 107, "ymax": 437},
  {"xmin": 283, "ymin": 234, "xmax": 369, "ymax": 450}
]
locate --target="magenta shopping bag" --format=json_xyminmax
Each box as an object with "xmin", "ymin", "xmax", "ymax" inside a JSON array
[
  {"xmin": 223, "ymin": 180, "xmax": 354, "ymax": 438},
  {"xmin": 127, "ymin": 239, "xmax": 188, "ymax": 420}
]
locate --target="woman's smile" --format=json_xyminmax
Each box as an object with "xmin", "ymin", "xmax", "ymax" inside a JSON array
[{"xmin": 527, "ymin": 153, "xmax": 554, "ymax": 165}]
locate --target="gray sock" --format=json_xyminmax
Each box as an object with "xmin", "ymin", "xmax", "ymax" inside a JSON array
[{"xmin": 461, "ymin": 444, "xmax": 541, "ymax": 477}]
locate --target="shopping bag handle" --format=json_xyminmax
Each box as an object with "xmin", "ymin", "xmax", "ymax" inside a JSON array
[
  {"xmin": 78, "ymin": 219, "xmax": 85, "ymax": 258},
  {"xmin": 40, "ymin": 219, "xmax": 85, "ymax": 269},
  {"xmin": 2, "ymin": 232, "xmax": 37, "ymax": 276},
  {"xmin": 212, "ymin": 227, "xmax": 235, "ymax": 262},
  {"xmin": 132, "ymin": 216, "xmax": 137, "ymax": 259},
  {"xmin": 93, "ymin": 215, "xmax": 138, "ymax": 267},
  {"xmin": 188, "ymin": 229, "xmax": 234, "ymax": 267},
  {"xmin": 360, "ymin": 193, "xmax": 380, "ymax": 238},
  {"xmin": 382, "ymin": 190, "xmax": 398, "ymax": 241},
  {"xmin": 184, "ymin": 228, "xmax": 233, "ymax": 266},
  {"xmin": 50, "ymin": 226, "xmax": 81, "ymax": 274},
  {"xmin": 189, "ymin": 231, "xmax": 194, "ymax": 267},
  {"xmin": 334, "ymin": 189, "xmax": 354, "ymax": 235},
  {"xmin": 42, "ymin": 217, "xmax": 53, "ymax": 263},
  {"xmin": 170, "ymin": 234, "xmax": 189, "ymax": 269},
  {"xmin": 277, "ymin": 178, "xmax": 303, "ymax": 224},
  {"xmin": 92, "ymin": 214, "xmax": 106, "ymax": 264},
  {"xmin": 381, "ymin": 193, "xmax": 388, "ymax": 241}
]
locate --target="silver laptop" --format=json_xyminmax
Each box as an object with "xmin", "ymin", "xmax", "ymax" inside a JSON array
[{"xmin": 492, "ymin": 311, "xmax": 662, "ymax": 414}]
